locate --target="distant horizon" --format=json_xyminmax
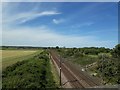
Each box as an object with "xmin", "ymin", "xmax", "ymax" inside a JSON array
[
  {"xmin": 2, "ymin": 2, "xmax": 118, "ymax": 48},
  {"xmin": 1, "ymin": 44, "xmax": 118, "ymax": 49}
]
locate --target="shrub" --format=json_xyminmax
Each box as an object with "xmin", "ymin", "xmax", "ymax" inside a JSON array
[{"xmin": 2, "ymin": 51, "xmax": 57, "ymax": 88}]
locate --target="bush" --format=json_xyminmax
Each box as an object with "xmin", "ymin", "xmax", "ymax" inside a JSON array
[{"xmin": 2, "ymin": 51, "xmax": 57, "ymax": 88}]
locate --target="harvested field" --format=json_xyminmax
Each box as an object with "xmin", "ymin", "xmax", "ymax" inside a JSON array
[{"xmin": 1, "ymin": 50, "xmax": 39, "ymax": 69}]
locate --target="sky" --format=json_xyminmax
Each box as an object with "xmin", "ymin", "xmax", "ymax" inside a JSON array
[{"xmin": 2, "ymin": 2, "xmax": 118, "ymax": 48}]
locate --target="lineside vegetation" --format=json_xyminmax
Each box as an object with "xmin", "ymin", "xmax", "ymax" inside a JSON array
[
  {"xmin": 56, "ymin": 44, "xmax": 120, "ymax": 85},
  {"xmin": 2, "ymin": 51, "xmax": 58, "ymax": 88}
]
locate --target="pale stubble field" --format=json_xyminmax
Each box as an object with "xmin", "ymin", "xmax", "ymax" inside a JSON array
[{"xmin": 1, "ymin": 50, "xmax": 38, "ymax": 69}]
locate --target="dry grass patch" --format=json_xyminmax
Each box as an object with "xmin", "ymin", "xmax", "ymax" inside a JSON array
[{"xmin": 1, "ymin": 50, "xmax": 39, "ymax": 69}]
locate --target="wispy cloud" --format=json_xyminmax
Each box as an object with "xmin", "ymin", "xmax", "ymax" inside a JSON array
[
  {"xmin": 3, "ymin": 11, "xmax": 61, "ymax": 24},
  {"xmin": 20, "ymin": 11, "xmax": 61, "ymax": 24},
  {"xmin": 71, "ymin": 22, "xmax": 94, "ymax": 28},
  {"xmin": 52, "ymin": 18, "xmax": 64, "ymax": 24},
  {"xmin": 2, "ymin": 2, "xmax": 61, "ymax": 24}
]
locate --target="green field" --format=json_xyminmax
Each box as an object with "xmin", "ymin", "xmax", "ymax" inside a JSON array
[{"xmin": 1, "ymin": 50, "xmax": 39, "ymax": 69}]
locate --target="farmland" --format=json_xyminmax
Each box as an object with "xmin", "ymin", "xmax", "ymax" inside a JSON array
[{"xmin": 1, "ymin": 50, "xmax": 39, "ymax": 69}]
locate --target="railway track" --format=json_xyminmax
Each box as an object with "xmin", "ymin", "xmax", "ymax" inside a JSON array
[
  {"xmin": 50, "ymin": 51, "xmax": 84, "ymax": 88},
  {"xmin": 64, "ymin": 62, "xmax": 100, "ymax": 86},
  {"xmin": 49, "ymin": 50, "xmax": 101, "ymax": 88}
]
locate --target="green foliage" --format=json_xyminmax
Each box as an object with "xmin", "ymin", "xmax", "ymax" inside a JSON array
[
  {"xmin": 2, "ymin": 51, "xmax": 57, "ymax": 88},
  {"xmin": 57, "ymin": 48, "xmax": 98, "ymax": 66},
  {"xmin": 98, "ymin": 53, "xmax": 111, "ymax": 59},
  {"xmin": 111, "ymin": 44, "xmax": 120, "ymax": 58},
  {"xmin": 57, "ymin": 47, "xmax": 111, "ymax": 58},
  {"xmin": 96, "ymin": 44, "xmax": 120, "ymax": 84},
  {"xmin": 57, "ymin": 46, "xmax": 119, "ymax": 85},
  {"xmin": 97, "ymin": 57, "xmax": 119, "ymax": 84},
  {"xmin": 73, "ymin": 56, "xmax": 97, "ymax": 66},
  {"xmin": 57, "ymin": 48, "xmax": 84, "ymax": 58},
  {"xmin": 56, "ymin": 46, "xmax": 59, "ymax": 49},
  {"xmin": 81, "ymin": 47, "xmax": 111, "ymax": 55}
]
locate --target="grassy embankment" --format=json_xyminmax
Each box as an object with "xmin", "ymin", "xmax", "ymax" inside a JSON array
[{"xmin": 2, "ymin": 50, "xmax": 58, "ymax": 88}]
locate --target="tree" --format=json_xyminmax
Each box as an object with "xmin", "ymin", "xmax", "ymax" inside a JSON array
[
  {"xmin": 111, "ymin": 44, "xmax": 120, "ymax": 58},
  {"xmin": 56, "ymin": 46, "xmax": 59, "ymax": 49}
]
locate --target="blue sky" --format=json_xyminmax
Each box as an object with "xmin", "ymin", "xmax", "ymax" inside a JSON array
[{"xmin": 2, "ymin": 2, "xmax": 118, "ymax": 48}]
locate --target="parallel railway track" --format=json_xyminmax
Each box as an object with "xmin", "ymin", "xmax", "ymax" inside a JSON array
[{"xmin": 49, "ymin": 50, "xmax": 101, "ymax": 88}]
